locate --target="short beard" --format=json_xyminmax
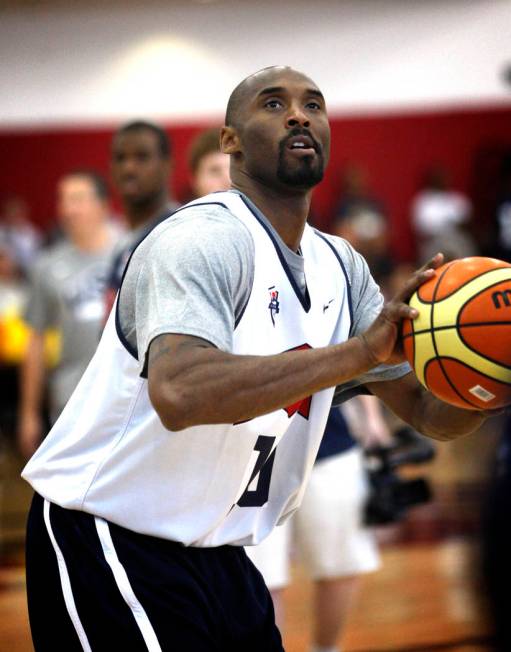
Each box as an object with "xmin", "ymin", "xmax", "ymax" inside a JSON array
[
  {"xmin": 276, "ymin": 141, "xmax": 324, "ymax": 189},
  {"xmin": 124, "ymin": 189, "xmax": 163, "ymax": 211}
]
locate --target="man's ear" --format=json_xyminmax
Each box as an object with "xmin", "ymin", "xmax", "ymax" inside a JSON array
[{"xmin": 220, "ymin": 126, "xmax": 241, "ymax": 155}]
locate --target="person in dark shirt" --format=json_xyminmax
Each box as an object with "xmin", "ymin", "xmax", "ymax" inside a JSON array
[{"xmin": 104, "ymin": 121, "xmax": 179, "ymax": 310}]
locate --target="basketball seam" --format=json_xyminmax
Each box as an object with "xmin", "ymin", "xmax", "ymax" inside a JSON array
[
  {"xmin": 426, "ymin": 356, "xmax": 511, "ymax": 389},
  {"xmin": 455, "ymin": 277, "xmax": 511, "ymax": 331},
  {"xmin": 429, "ymin": 264, "xmax": 478, "ymax": 409},
  {"xmin": 417, "ymin": 262, "xmax": 511, "ymax": 304},
  {"xmin": 453, "ymin": 275, "xmax": 511, "ymax": 372},
  {"xmin": 402, "ymin": 321, "xmax": 511, "ymax": 339}
]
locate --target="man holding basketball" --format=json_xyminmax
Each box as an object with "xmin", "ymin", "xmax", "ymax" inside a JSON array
[{"xmin": 22, "ymin": 66, "xmax": 490, "ymax": 651}]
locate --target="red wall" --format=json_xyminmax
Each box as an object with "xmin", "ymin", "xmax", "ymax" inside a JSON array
[{"xmin": 2, "ymin": 104, "xmax": 511, "ymax": 261}]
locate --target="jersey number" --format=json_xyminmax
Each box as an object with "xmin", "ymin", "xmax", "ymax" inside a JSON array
[{"xmin": 237, "ymin": 436, "xmax": 276, "ymax": 507}]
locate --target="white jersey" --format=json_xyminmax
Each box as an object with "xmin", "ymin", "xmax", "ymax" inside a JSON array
[{"xmin": 22, "ymin": 192, "xmax": 352, "ymax": 547}]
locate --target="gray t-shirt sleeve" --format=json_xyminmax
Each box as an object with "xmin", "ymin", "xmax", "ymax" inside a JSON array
[
  {"xmin": 24, "ymin": 255, "xmax": 59, "ymax": 332},
  {"xmin": 119, "ymin": 205, "xmax": 254, "ymax": 375},
  {"xmin": 323, "ymin": 235, "xmax": 411, "ymax": 404}
]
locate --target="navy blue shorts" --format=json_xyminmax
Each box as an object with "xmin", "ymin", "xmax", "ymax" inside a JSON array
[{"xmin": 26, "ymin": 493, "xmax": 284, "ymax": 651}]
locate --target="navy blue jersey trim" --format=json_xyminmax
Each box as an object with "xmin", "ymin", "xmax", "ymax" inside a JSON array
[
  {"xmin": 313, "ymin": 231, "xmax": 354, "ymax": 328},
  {"xmin": 166, "ymin": 201, "xmax": 228, "ymax": 218},
  {"xmin": 239, "ymin": 195, "xmax": 311, "ymax": 312},
  {"xmin": 114, "ymin": 202, "xmax": 229, "ymax": 360}
]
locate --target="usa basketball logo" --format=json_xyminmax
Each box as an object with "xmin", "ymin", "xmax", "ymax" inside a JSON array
[{"xmin": 268, "ymin": 286, "xmax": 280, "ymax": 326}]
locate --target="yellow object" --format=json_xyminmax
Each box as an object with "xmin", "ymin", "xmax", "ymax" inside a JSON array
[{"xmin": 0, "ymin": 308, "xmax": 61, "ymax": 366}]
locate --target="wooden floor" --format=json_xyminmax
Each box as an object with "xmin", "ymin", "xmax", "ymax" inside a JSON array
[
  {"xmin": 285, "ymin": 539, "xmax": 493, "ymax": 652},
  {"xmin": 0, "ymin": 538, "xmax": 494, "ymax": 652}
]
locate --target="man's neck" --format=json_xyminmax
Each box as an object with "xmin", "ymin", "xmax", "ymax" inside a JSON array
[
  {"xmin": 125, "ymin": 193, "xmax": 170, "ymax": 231},
  {"xmin": 232, "ymin": 177, "xmax": 311, "ymax": 252},
  {"xmin": 71, "ymin": 223, "xmax": 111, "ymax": 253}
]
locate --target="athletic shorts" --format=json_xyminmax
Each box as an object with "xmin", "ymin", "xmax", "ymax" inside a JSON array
[
  {"xmin": 25, "ymin": 493, "xmax": 283, "ymax": 652},
  {"xmin": 246, "ymin": 448, "xmax": 380, "ymax": 589}
]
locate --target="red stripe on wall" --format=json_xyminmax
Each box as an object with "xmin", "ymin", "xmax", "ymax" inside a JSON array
[{"xmin": 2, "ymin": 105, "xmax": 511, "ymax": 261}]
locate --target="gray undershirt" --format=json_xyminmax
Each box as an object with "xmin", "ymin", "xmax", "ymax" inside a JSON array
[
  {"xmin": 25, "ymin": 238, "xmax": 115, "ymax": 420},
  {"xmin": 118, "ymin": 191, "xmax": 409, "ymax": 401}
]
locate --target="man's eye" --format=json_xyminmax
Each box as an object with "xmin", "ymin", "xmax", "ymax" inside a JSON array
[
  {"xmin": 306, "ymin": 101, "xmax": 321, "ymax": 110},
  {"xmin": 264, "ymin": 99, "xmax": 283, "ymax": 109}
]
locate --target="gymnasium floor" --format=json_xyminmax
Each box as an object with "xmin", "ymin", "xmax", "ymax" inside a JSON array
[
  {"xmin": 0, "ymin": 538, "xmax": 494, "ymax": 652},
  {"xmin": 0, "ymin": 421, "xmax": 499, "ymax": 652}
]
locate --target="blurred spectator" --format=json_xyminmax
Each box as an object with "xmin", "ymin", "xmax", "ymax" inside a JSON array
[
  {"xmin": 332, "ymin": 165, "xmax": 393, "ymax": 284},
  {"xmin": 188, "ymin": 127, "xmax": 231, "ymax": 198},
  {"xmin": 411, "ymin": 166, "xmax": 476, "ymax": 263},
  {"xmin": 104, "ymin": 120, "xmax": 178, "ymax": 312},
  {"xmin": 0, "ymin": 196, "xmax": 41, "ymax": 274},
  {"xmin": 0, "ymin": 239, "xmax": 28, "ymax": 437},
  {"xmin": 17, "ymin": 171, "xmax": 117, "ymax": 458},
  {"xmin": 0, "ymin": 238, "xmax": 28, "ymax": 365},
  {"xmin": 489, "ymin": 167, "xmax": 511, "ymax": 262}
]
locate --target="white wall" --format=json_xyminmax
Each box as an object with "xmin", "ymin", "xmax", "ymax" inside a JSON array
[{"xmin": 1, "ymin": 0, "xmax": 510, "ymax": 127}]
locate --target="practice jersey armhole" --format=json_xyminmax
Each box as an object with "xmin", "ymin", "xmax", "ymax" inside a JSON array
[
  {"xmin": 313, "ymin": 230, "xmax": 354, "ymax": 327},
  {"xmin": 115, "ymin": 202, "xmax": 230, "ymax": 362}
]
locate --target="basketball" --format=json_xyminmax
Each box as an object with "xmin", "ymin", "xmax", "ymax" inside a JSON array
[{"xmin": 402, "ymin": 257, "xmax": 511, "ymax": 410}]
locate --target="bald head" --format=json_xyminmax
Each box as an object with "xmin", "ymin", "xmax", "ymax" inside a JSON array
[{"xmin": 225, "ymin": 66, "xmax": 319, "ymax": 128}]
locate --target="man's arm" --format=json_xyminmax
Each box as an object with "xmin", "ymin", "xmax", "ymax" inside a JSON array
[
  {"xmin": 147, "ymin": 260, "xmax": 438, "ymax": 431},
  {"xmin": 148, "ymin": 333, "xmax": 377, "ymax": 431},
  {"xmin": 18, "ymin": 330, "xmax": 46, "ymax": 458},
  {"xmin": 369, "ymin": 371, "xmax": 487, "ymax": 441},
  {"xmin": 18, "ymin": 255, "xmax": 56, "ymax": 458}
]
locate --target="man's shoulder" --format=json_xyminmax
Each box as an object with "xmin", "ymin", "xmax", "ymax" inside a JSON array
[
  {"xmin": 138, "ymin": 196, "xmax": 254, "ymax": 255},
  {"xmin": 311, "ymin": 229, "xmax": 367, "ymax": 283}
]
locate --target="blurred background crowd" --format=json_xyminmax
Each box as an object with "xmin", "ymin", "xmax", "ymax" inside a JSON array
[{"xmin": 1, "ymin": 1, "xmax": 511, "ymax": 651}]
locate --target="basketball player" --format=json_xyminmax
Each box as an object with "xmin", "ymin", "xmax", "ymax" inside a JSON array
[
  {"xmin": 22, "ymin": 67, "xmax": 491, "ymax": 651},
  {"xmin": 104, "ymin": 121, "xmax": 179, "ymax": 309}
]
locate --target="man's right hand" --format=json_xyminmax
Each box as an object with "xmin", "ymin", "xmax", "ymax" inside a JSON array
[{"xmin": 359, "ymin": 253, "xmax": 444, "ymax": 366}]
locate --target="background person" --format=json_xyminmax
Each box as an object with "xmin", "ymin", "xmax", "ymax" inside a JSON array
[
  {"xmin": 187, "ymin": 127, "xmax": 231, "ymax": 199},
  {"xmin": 411, "ymin": 165, "xmax": 477, "ymax": 263},
  {"xmin": 0, "ymin": 196, "xmax": 41, "ymax": 275},
  {"xmin": 17, "ymin": 171, "xmax": 116, "ymax": 458},
  {"xmin": 104, "ymin": 120, "xmax": 179, "ymax": 312},
  {"xmin": 331, "ymin": 165, "xmax": 392, "ymax": 285}
]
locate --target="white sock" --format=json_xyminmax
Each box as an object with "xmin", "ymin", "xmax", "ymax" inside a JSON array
[{"xmin": 310, "ymin": 646, "xmax": 340, "ymax": 652}]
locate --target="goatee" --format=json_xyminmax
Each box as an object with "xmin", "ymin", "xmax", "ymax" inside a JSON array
[{"xmin": 277, "ymin": 130, "xmax": 324, "ymax": 188}]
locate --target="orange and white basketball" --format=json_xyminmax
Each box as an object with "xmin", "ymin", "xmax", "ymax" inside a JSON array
[{"xmin": 402, "ymin": 257, "xmax": 511, "ymax": 410}]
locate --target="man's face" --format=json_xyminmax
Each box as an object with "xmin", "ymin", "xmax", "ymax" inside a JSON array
[
  {"xmin": 57, "ymin": 176, "xmax": 107, "ymax": 237},
  {"xmin": 111, "ymin": 129, "xmax": 169, "ymax": 207},
  {"xmin": 235, "ymin": 70, "xmax": 330, "ymax": 191},
  {"xmin": 193, "ymin": 151, "xmax": 231, "ymax": 198}
]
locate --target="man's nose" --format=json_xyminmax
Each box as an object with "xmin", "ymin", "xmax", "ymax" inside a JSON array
[
  {"xmin": 286, "ymin": 104, "xmax": 310, "ymax": 129},
  {"xmin": 119, "ymin": 157, "xmax": 138, "ymax": 174}
]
